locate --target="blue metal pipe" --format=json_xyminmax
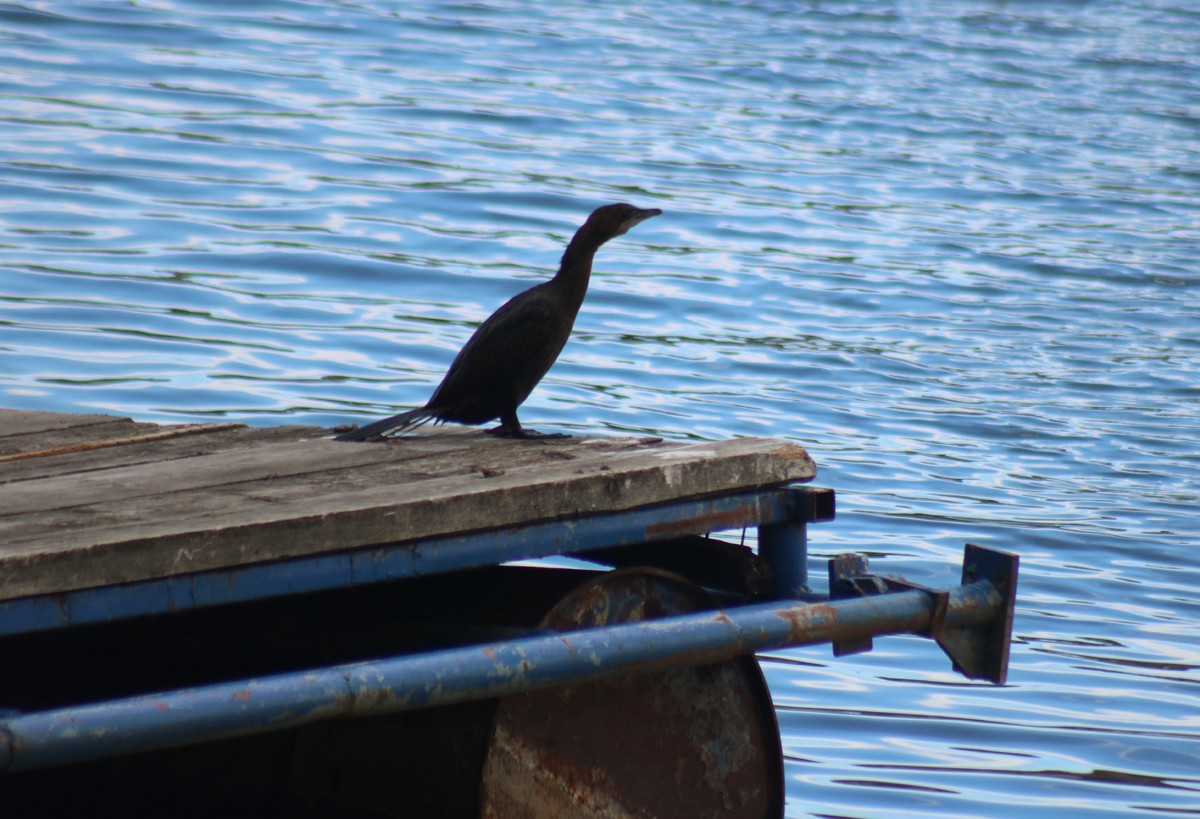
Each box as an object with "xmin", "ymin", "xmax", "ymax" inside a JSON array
[
  {"xmin": 0, "ymin": 580, "xmax": 1002, "ymax": 774},
  {"xmin": 759, "ymin": 485, "xmax": 834, "ymax": 597},
  {"xmin": 758, "ymin": 516, "xmax": 808, "ymax": 597}
]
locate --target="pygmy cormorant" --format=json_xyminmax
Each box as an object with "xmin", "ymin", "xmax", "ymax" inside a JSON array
[{"xmin": 335, "ymin": 202, "xmax": 661, "ymax": 441}]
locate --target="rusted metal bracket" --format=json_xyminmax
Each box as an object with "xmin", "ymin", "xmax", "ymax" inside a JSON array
[{"xmin": 828, "ymin": 544, "xmax": 1018, "ymax": 684}]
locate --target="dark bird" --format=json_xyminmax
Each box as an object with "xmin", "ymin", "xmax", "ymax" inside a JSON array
[{"xmin": 336, "ymin": 202, "xmax": 662, "ymax": 441}]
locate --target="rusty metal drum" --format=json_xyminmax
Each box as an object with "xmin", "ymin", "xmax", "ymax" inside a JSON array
[{"xmin": 480, "ymin": 567, "xmax": 784, "ymax": 819}]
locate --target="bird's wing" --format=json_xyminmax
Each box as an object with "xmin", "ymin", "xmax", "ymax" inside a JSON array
[{"xmin": 429, "ymin": 288, "xmax": 564, "ymax": 407}]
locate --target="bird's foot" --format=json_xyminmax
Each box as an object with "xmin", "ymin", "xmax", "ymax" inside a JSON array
[
  {"xmin": 522, "ymin": 430, "xmax": 573, "ymax": 440},
  {"xmin": 486, "ymin": 426, "xmax": 571, "ymax": 440}
]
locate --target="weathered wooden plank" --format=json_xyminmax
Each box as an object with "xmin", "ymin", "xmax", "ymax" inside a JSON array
[
  {"xmin": 0, "ymin": 435, "xmax": 781, "ymax": 542},
  {"xmin": 0, "ymin": 425, "xmax": 324, "ymax": 484},
  {"xmin": 0, "ymin": 429, "xmax": 660, "ymax": 515},
  {"xmin": 0, "ymin": 409, "xmax": 128, "ymax": 438},
  {"xmin": 0, "ymin": 435, "xmax": 814, "ymax": 600},
  {"xmin": 0, "ymin": 415, "xmax": 167, "ymax": 457},
  {"xmin": 1, "ymin": 437, "xmax": 397, "ymax": 515}
]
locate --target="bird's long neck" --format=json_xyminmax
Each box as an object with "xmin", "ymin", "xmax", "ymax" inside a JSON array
[{"xmin": 553, "ymin": 224, "xmax": 605, "ymax": 309}]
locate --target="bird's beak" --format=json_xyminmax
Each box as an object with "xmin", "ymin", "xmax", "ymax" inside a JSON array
[{"xmin": 620, "ymin": 207, "xmax": 662, "ymax": 234}]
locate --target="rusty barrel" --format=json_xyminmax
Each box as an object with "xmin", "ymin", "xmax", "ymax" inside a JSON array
[
  {"xmin": 286, "ymin": 567, "xmax": 783, "ymax": 817},
  {"xmin": 480, "ymin": 568, "xmax": 783, "ymax": 818}
]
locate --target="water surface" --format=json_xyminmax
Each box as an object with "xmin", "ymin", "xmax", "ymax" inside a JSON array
[{"xmin": 2, "ymin": 1, "xmax": 1198, "ymax": 815}]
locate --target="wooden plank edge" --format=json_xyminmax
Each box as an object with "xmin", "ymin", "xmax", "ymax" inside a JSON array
[{"xmin": 0, "ymin": 438, "xmax": 814, "ymax": 600}]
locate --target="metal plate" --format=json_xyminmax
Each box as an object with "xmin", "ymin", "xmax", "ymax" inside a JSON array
[{"xmin": 480, "ymin": 568, "xmax": 783, "ymax": 819}]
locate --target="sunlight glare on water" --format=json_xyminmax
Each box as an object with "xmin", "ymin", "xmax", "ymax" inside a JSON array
[{"xmin": 1, "ymin": 1, "xmax": 1198, "ymax": 815}]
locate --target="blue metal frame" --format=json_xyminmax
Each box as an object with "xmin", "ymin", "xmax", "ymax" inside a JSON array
[
  {"xmin": 0, "ymin": 476, "xmax": 1017, "ymax": 777},
  {"xmin": 1, "ymin": 486, "xmax": 822, "ymax": 637},
  {"xmin": 0, "ymin": 577, "xmax": 1005, "ymax": 773}
]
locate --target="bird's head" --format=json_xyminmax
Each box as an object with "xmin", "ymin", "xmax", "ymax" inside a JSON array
[{"xmin": 583, "ymin": 203, "xmax": 663, "ymax": 240}]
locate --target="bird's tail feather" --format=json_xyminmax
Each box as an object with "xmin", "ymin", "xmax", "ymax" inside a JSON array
[{"xmin": 334, "ymin": 407, "xmax": 437, "ymax": 441}]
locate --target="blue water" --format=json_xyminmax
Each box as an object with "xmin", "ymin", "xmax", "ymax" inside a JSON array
[{"xmin": 2, "ymin": 0, "xmax": 1198, "ymax": 814}]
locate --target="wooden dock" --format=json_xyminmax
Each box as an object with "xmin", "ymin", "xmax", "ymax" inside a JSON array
[
  {"xmin": 1, "ymin": 409, "xmax": 1018, "ymax": 818},
  {"xmin": 0, "ymin": 409, "xmax": 815, "ymax": 605}
]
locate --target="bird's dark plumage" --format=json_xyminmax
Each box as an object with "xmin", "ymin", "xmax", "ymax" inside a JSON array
[{"xmin": 336, "ymin": 203, "xmax": 661, "ymax": 441}]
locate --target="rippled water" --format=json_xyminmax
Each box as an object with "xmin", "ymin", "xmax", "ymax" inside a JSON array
[{"xmin": 3, "ymin": 1, "xmax": 1198, "ymax": 814}]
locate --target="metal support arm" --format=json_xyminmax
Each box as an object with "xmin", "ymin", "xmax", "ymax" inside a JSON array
[{"xmin": 1, "ymin": 548, "xmax": 1011, "ymax": 775}]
